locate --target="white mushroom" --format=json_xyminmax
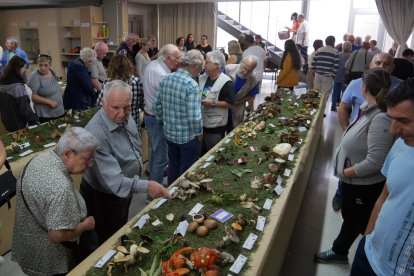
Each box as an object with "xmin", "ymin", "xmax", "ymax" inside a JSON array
[{"xmin": 273, "ymin": 143, "xmax": 292, "ymax": 157}]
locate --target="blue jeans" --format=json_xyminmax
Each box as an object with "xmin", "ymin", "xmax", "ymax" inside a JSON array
[
  {"xmin": 351, "ymin": 237, "xmax": 377, "ymax": 276},
  {"xmin": 166, "ymin": 137, "xmax": 201, "ymax": 185},
  {"xmin": 332, "ymin": 81, "xmax": 344, "ymax": 109},
  {"xmin": 144, "ymin": 115, "xmax": 168, "ymax": 184}
]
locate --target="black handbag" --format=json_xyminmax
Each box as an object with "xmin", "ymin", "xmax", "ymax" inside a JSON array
[{"xmin": 0, "ymin": 160, "xmax": 17, "ymax": 209}]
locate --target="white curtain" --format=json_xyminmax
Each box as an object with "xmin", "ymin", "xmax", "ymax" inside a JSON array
[
  {"xmin": 158, "ymin": 3, "xmax": 217, "ymax": 49},
  {"xmin": 375, "ymin": 0, "xmax": 414, "ymax": 57}
]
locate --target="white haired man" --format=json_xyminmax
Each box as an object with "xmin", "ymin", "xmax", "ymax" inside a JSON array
[
  {"xmin": 200, "ymin": 50, "xmax": 235, "ymax": 153},
  {"xmin": 154, "ymin": 50, "xmax": 204, "ymax": 184},
  {"xmin": 143, "ymin": 44, "xmax": 181, "ymax": 185},
  {"xmin": 80, "ymin": 80, "xmax": 170, "ymax": 245}
]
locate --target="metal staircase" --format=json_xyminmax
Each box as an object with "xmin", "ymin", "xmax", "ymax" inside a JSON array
[{"xmin": 217, "ymin": 10, "xmax": 284, "ymax": 66}]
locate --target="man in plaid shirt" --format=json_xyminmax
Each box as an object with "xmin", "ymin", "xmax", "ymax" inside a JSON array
[{"xmin": 154, "ymin": 50, "xmax": 204, "ymax": 184}]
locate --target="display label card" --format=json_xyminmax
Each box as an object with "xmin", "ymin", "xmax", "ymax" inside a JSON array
[
  {"xmin": 288, "ymin": 154, "xmax": 295, "ymax": 161},
  {"xmin": 174, "ymin": 220, "xmax": 189, "ymax": 237},
  {"xmin": 310, "ymin": 110, "xmax": 316, "ymax": 116},
  {"xmin": 43, "ymin": 142, "xmax": 57, "ymax": 148},
  {"xmin": 290, "ymin": 146, "xmax": 298, "ymax": 153},
  {"xmin": 224, "ymin": 138, "xmax": 231, "ymax": 144},
  {"xmin": 206, "ymin": 155, "xmax": 215, "ymax": 162},
  {"xmin": 229, "ymin": 254, "xmax": 248, "ymax": 274},
  {"xmin": 152, "ymin": 198, "xmax": 167, "ymax": 209},
  {"xmin": 263, "ymin": 198, "xmax": 272, "ymax": 210},
  {"xmin": 20, "ymin": 142, "xmax": 30, "ymax": 149},
  {"xmin": 19, "ymin": 149, "xmax": 33, "ymax": 157},
  {"xmin": 283, "ymin": 168, "xmax": 292, "ymax": 177},
  {"xmin": 294, "ymin": 102, "xmax": 299, "ymax": 107},
  {"xmin": 298, "ymin": 126, "xmax": 307, "ymax": 132},
  {"xmin": 299, "ymin": 138, "xmax": 303, "ymax": 144},
  {"xmin": 28, "ymin": 125, "xmax": 38, "ymax": 129},
  {"xmin": 274, "ymin": 185, "xmax": 284, "ymax": 196},
  {"xmin": 277, "ymin": 175, "xmax": 282, "ymax": 185},
  {"xmin": 95, "ymin": 249, "xmax": 116, "ymax": 268},
  {"xmin": 216, "ymin": 147, "xmax": 225, "ymax": 152},
  {"xmin": 306, "ymin": 120, "xmax": 311, "ymax": 125},
  {"xmin": 268, "ymin": 123, "xmax": 276, "ymax": 128},
  {"xmin": 243, "ymin": 233, "xmax": 259, "ymax": 250},
  {"xmin": 188, "ymin": 203, "xmax": 204, "ymax": 216},
  {"xmin": 232, "ymin": 157, "xmax": 247, "ymax": 165},
  {"xmin": 256, "ymin": 215, "xmax": 266, "ymax": 231},
  {"xmin": 229, "ymin": 132, "xmax": 235, "ymax": 138},
  {"xmin": 169, "ymin": 187, "xmax": 178, "ymax": 196},
  {"xmin": 212, "ymin": 209, "xmax": 233, "ymax": 223},
  {"xmin": 249, "ymin": 146, "xmax": 258, "ymax": 152},
  {"xmin": 133, "ymin": 213, "xmax": 150, "ymax": 229},
  {"xmin": 6, "ymin": 156, "xmax": 13, "ymax": 160},
  {"xmin": 58, "ymin": 123, "xmax": 67, "ymax": 129},
  {"xmin": 200, "ymin": 162, "xmax": 211, "ymax": 169}
]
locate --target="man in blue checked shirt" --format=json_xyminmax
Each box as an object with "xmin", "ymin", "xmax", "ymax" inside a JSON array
[{"xmin": 154, "ymin": 50, "xmax": 204, "ymax": 184}]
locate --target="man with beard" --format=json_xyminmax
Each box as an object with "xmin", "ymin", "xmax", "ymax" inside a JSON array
[{"xmin": 225, "ymin": 55, "xmax": 258, "ymax": 129}]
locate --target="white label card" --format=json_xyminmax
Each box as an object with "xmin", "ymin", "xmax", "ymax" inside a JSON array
[
  {"xmin": 43, "ymin": 142, "xmax": 57, "ymax": 148},
  {"xmin": 224, "ymin": 138, "xmax": 231, "ymax": 144},
  {"xmin": 268, "ymin": 123, "xmax": 276, "ymax": 128},
  {"xmin": 152, "ymin": 198, "xmax": 167, "ymax": 209},
  {"xmin": 277, "ymin": 175, "xmax": 282, "ymax": 185},
  {"xmin": 216, "ymin": 147, "xmax": 225, "ymax": 152},
  {"xmin": 274, "ymin": 185, "xmax": 284, "ymax": 196},
  {"xmin": 6, "ymin": 156, "xmax": 13, "ymax": 160},
  {"xmin": 200, "ymin": 162, "xmax": 211, "ymax": 169},
  {"xmin": 58, "ymin": 123, "xmax": 67, "ymax": 129},
  {"xmin": 263, "ymin": 198, "xmax": 272, "ymax": 210},
  {"xmin": 20, "ymin": 142, "xmax": 30, "ymax": 149},
  {"xmin": 299, "ymin": 138, "xmax": 303, "ymax": 144},
  {"xmin": 306, "ymin": 120, "xmax": 311, "ymax": 125},
  {"xmin": 133, "ymin": 213, "xmax": 150, "ymax": 229},
  {"xmin": 19, "ymin": 149, "xmax": 33, "ymax": 157},
  {"xmin": 174, "ymin": 220, "xmax": 189, "ymax": 237},
  {"xmin": 290, "ymin": 146, "xmax": 298, "ymax": 153},
  {"xmin": 95, "ymin": 249, "xmax": 116, "ymax": 268},
  {"xmin": 28, "ymin": 125, "xmax": 38, "ymax": 129},
  {"xmin": 229, "ymin": 254, "xmax": 248, "ymax": 274},
  {"xmin": 294, "ymin": 102, "xmax": 299, "ymax": 106},
  {"xmin": 288, "ymin": 154, "xmax": 294, "ymax": 161},
  {"xmin": 229, "ymin": 132, "xmax": 235, "ymax": 137},
  {"xmin": 206, "ymin": 155, "xmax": 215, "ymax": 162},
  {"xmin": 243, "ymin": 233, "xmax": 259, "ymax": 250},
  {"xmin": 298, "ymin": 126, "xmax": 307, "ymax": 132},
  {"xmin": 169, "ymin": 187, "xmax": 178, "ymax": 196},
  {"xmin": 256, "ymin": 215, "xmax": 266, "ymax": 231},
  {"xmin": 283, "ymin": 168, "xmax": 292, "ymax": 177},
  {"xmin": 188, "ymin": 203, "xmax": 204, "ymax": 216}
]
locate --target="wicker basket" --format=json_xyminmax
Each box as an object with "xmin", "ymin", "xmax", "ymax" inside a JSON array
[{"xmin": 278, "ymin": 31, "xmax": 290, "ymax": 40}]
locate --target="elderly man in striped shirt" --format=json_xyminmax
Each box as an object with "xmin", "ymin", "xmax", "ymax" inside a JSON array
[
  {"xmin": 311, "ymin": 35, "xmax": 339, "ymax": 97},
  {"xmin": 154, "ymin": 50, "xmax": 205, "ymax": 184}
]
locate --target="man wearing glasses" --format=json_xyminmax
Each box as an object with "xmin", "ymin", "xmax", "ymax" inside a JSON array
[{"xmin": 80, "ymin": 80, "xmax": 170, "ymax": 245}]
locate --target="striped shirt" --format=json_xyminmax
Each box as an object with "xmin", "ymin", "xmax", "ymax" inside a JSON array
[
  {"xmin": 312, "ymin": 45, "xmax": 339, "ymax": 77},
  {"xmin": 154, "ymin": 68, "xmax": 202, "ymax": 144}
]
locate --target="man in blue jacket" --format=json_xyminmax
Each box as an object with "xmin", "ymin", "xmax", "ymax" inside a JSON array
[{"xmin": 1, "ymin": 37, "xmax": 29, "ymax": 68}]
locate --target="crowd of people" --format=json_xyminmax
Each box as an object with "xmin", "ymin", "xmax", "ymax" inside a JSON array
[{"xmin": 0, "ymin": 20, "xmax": 413, "ymax": 275}]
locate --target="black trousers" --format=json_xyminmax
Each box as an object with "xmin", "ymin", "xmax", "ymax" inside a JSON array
[
  {"xmin": 332, "ymin": 180, "xmax": 384, "ymax": 255},
  {"xmin": 80, "ymin": 179, "xmax": 132, "ymax": 245}
]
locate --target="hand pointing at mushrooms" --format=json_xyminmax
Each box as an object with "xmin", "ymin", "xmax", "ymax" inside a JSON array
[{"xmin": 147, "ymin": 180, "xmax": 172, "ymax": 199}]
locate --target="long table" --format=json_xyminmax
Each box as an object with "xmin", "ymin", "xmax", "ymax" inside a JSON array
[{"xmin": 68, "ymin": 91, "xmax": 328, "ymax": 276}]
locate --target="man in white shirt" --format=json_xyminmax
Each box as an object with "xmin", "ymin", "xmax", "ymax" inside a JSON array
[
  {"xmin": 242, "ymin": 34, "xmax": 265, "ymax": 112},
  {"xmin": 296, "ymin": 14, "xmax": 310, "ymax": 73},
  {"xmin": 142, "ymin": 44, "xmax": 181, "ymax": 185}
]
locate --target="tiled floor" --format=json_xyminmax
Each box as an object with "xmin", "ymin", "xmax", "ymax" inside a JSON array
[{"xmin": 0, "ymin": 76, "xmax": 357, "ymax": 276}]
